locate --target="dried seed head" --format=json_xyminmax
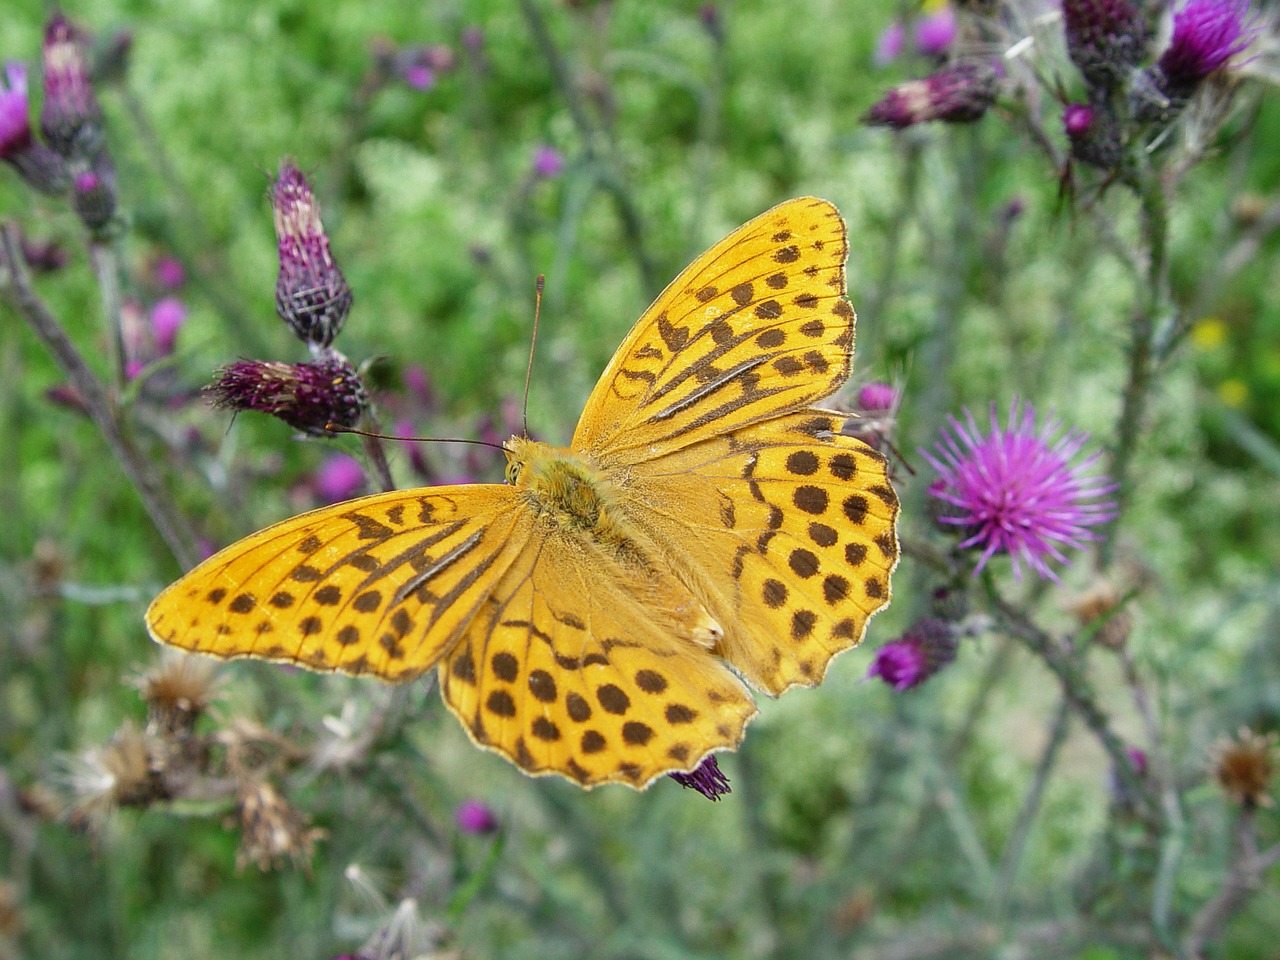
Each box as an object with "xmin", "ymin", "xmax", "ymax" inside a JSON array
[
  {"xmin": 1068, "ymin": 579, "xmax": 1133, "ymax": 649},
  {"xmin": 1213, "ymin": 727, "xmax": 1277, "ymax": 809},
  {"xmin": 236, "ymin": 780, "xmax": 325, "ymax": 871},
  {"xmin": 64, "ymin": 722, "xmax": 158, "ymax": 827},
  {"xmin": 134, "ymin": 652, "xmax": 222, "ymax": 738}
]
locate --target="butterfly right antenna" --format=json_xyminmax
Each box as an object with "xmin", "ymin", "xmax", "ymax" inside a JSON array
[{"xmin": 521, "ymin": 275, "xmax": 545, "ymax": 440}]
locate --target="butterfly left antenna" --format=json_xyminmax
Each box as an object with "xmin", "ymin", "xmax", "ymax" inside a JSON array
[{"xmin": 521, "ymin": 275, "xmax": 545, "ymax": 440}]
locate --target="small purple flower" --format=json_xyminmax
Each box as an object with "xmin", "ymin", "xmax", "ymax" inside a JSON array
[
  {"xmin": 913, "ymin": 6, "xmax": 957, "ymax": 57},
  {"xmin": 874, "ymin": 22, "xmax": 905, "ymax": 66},
  {"xmin": 921, "ymin": 400, "xmax": 1117, "ymax": 582},
  {"xmin": 0, "ymin": 63, "xmax": 32, "ymax": 158},
  {"xmin": 856, "ymin": 382, "xmax": 898, "ymax": 414},
  {"xmin": 207, "ymin": 353, "xmax": 369, "ymax": 436},
  {"xmin": 402, "ymin": 64, "xmax": 435, "ymax": 90},
  {"xmin": 455, "ymin": 800, "xmax": 499, "ymax": 834},
  {"xmin": 313, "ymin": 454, "xmax": 366, "ymax": 504},
  {"xmin": 669, "ymin": 755, "xmax": 732, "ymax": 801},
  {"xmin": 462, "ymin": 26, "xmax": 486, "ymax": 55},
  {"xmin": 1063, "ymin": 102, "xmax": 1094, "ymax": 136},
  {"xmin": 863, "ymin": 62, "xmax": 999, "ymax": 129},
  {"xmin": 149, "ymin": 297, "xmax": 187, "ymax": 355},
  {"xmin": 867, "ymin": 618, "xmax": 957, "ymax": 691},
  {"xmin": 153, "ymin": 256, "xmax": 186, "ymax": 289},
  {"xmin": 272, "ymin": 161, "xmax": 353, "ymax": 349},
  {"xmin": 531, "ymin": 145, "xmax": 565, "ymax": 179},
  {"xmin": 1158, "ymin": 0, "xmax": 1254, "ymax": 89}
]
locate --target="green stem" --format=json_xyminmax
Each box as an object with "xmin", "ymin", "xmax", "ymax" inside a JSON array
[
  {"xmin": 991, "ymin": 696, "xmax": 1071, "ymax": 915},
  {"xmin": 1099, "ymin": 170, "xmax": 1169, "ymax": 568},
  {"xmin": 2, "ymin": 224, "xmax": 200, "ymax": 569}
]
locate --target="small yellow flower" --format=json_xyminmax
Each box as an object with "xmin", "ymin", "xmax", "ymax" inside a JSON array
[
  {"xmin": 1191, "ymin": 317, "xmax": 1227, "ymax": 350},
  {"xmin": 1217, "ymin": 379, "xmax": 1248, "ymax": 407}
]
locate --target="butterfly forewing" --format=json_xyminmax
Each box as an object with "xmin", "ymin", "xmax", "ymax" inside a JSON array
[
  {"xmin": 438, "ymin": 532, "xmax": 756, "ymax": 787},
  {"xmin": 573, "ymin": 197, "xmax": 853, "ymax": 460},
  {"xmin": 146, "ymin": 486, "xmax": 528, "ymax": 681}
]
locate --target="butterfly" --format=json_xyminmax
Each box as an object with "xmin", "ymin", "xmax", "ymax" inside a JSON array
[{"xmin": 146, "ymin": 197, "xmax": 900, "ymax": 789}]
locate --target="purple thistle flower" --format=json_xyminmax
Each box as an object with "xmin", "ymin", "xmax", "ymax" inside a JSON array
[
  {"xmin": 149, "ymin": 297, "xmax": 187, "ymax": 355},
  {"xmin": 669, "ymin": 755, "xmax": 732, "ymax": 801},
  {"xmin": 40, "ymin": 14, "xmax": 104, "ymax": 161},
  {"xmin": 921, "ymin": 400, "xmax": 1117, "ymax": 582},
  {"xmin": 313, "ymin": 454, "xmax": 366, "ymax": 504},
  {"xmin": 152, "ymin": 256, "xmax": 186, "ymax": 289},
  {"xmin": 856, "ymin": 382, "xmax": 898, "ymax": 414},
  {"xmin": 455, "ymin": 800, "xmax": 499, "ymax": 834},
  {"xmin": 867, "ymin": 618, "xmax": 957, "ymax": 691},
  {"xmin": 402, "ymin": 64, "xmax": 435, "ymax": 90},
  {"xmin": 1, "ymin": 61, "xmax": 67, "ymax": 194},
  {"xmin": 207, "ymin": 353, "xmax": 368, "ymax": 436},
  {"xmin": 913, "ymin": 6, "xmax": 958, "ymax": 57},
  {"xmin": 272, "ymin": 161, "xmax": 353, "ymax": 349},
  {"xmin": 0, "ymin": 63, "xmax": 32, "ymax": 158},
  {"xmin": 1061, "ymin": 0, "xmax": 1147, "ymax": 90},
  {"xmin": 1158, "ymin": 0, "xmax": 1254, "ymax": 89},
  {"xmin": 862, "ymin": 62, "xmax": 999, "ymax": 129},
  {"xmin": 874, "ymin": 22, "xmax": 905, "ymax": 66},
  {"xmin": 531, "ymin": 144, "xmax": 565, "ymax": 179}
]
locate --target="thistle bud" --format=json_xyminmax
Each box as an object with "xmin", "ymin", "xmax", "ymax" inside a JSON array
[
  {"xmin": 1061, "ymin": 0, "xmax": 1147, "ymax": 91},
  {"xmin": 71, "ymin": 162, "xmax": 117, "ymax": 234},
  {"xmin": 866, "ymin": 618, "xmax": 958, "ymax": 691},
  {"xmin": 207, "ymin": 352, "xmax": 368, "ymax": 436},
  {"xmin": 863, "ymin": 62, "xmax": 999, "ymax": 129},
  {"xmin": 40, "ymin": 14, "xmax": 104, "ymax": 162},
  {"xmin": 272, "ymin": 162, "xmax": 353, "ymax": 348}
]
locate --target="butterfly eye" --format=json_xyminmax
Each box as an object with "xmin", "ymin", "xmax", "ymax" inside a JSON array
[{"xmin": 505, "ymin": 460, "xmax": 521, "ymax": 484}]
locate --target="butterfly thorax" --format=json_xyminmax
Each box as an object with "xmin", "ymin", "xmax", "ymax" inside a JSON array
[{"xmin": 504, "ymin": 435, "xmax": 643, "ymax": 562}]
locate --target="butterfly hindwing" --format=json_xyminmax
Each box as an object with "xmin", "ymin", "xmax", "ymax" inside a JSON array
[
  {"xmin": 146, "ymin": 486, "xmax": 527, "ymax": 682},
  {"xmin": 573, "ymin": 197, "xmax": 854, "ymax": 460},
  {"xmin": 621, "ymin": 412, "xmax": 899, "ymax": 695},
  {"xmin": 438, "ymin": 532, "xmax": 756, "ymax": 787}
]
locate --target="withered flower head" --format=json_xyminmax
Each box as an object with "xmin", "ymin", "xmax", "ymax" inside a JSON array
[
  {"xmin": 272, "ymin": 161, "xmax": 353, "ymax": 348},
  {"xmin": 236, "ymin": 780, "xmax": 325, "ymax": 871},
  {"xmin": 1068, "ymin": 578, "xmax": 1132, "ymax": 649},
  {"xmin": 63, "ymin": 722, "xmax": 158, "ymax": 827},
  {"xmin": 133, "ymin": 652, "xmax": 222, "ymax": 738},
  {"xmin": 1213, "ymin": 727, "xmax": 1277, "ymax": 809}
]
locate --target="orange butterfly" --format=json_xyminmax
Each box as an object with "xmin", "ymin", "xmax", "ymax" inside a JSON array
[{"xmin": 147, "ymin": 198, "xmax": 899, "ymax": 789}]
